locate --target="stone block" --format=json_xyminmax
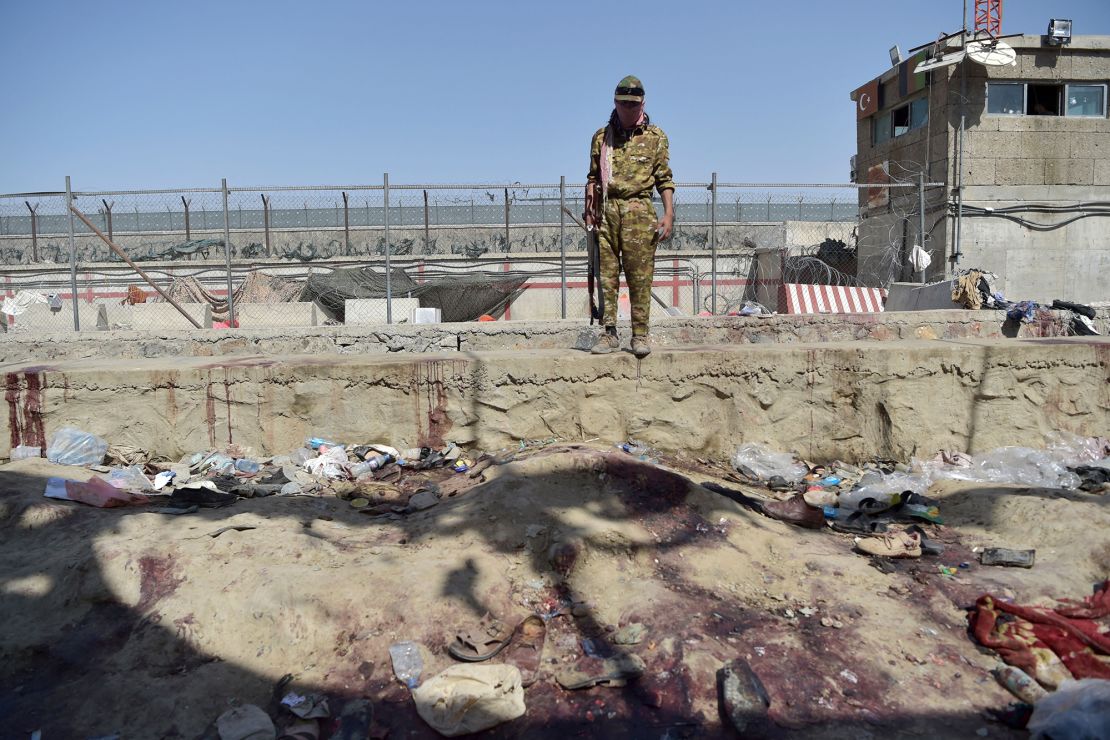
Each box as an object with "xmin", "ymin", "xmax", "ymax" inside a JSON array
[
  {"xmin": 1069, "ymin": 133, "xmax": 1110, "ymax": 160},
  {"xmin": 964, "ymin": 159, "xmax": 996, "ymax": 186},
  {"xmin": 344, "ymin": 298, "xmax": 421, "ymax": 325},
  {"xmin": 995, "ymin": 158, "xmax": 1044, "ymax": 186},
  {"xmin": 234, "ymin": 302, "xmax": 318, "ymax": 328},
  {"xmin": 1044, "ymin": 158, "xmax": 1094, "ymax": 185},
  {"xmin": 103, "ymin": 304, "xmax": 135, "ymax": 329},
  {"xmin": 7, "ymin": 302, "xmax": 107, "ymax": 333},
  {"xmin": 884, "ymin": 281, "xmax": 964, "ymax": 312},
  {"xmin": 131, "ymin": 302, "xmax": 213, "ymax": 330},
  {"xmin": 1094, "ymin": 159, "xmax": 1110, "ymax": 186}
]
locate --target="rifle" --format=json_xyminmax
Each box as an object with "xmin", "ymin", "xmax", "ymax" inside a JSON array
[{"xmin": 564, "ymin": 191, "xmax": 605, "ymax": 325}]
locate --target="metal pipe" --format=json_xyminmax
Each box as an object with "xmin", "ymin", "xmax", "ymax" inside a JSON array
[
  {"xmin": 918, "ymin": 171, "xmax": 927, "ymax": 283},
  {"xmin": 69, "ymin": 203, "xmax": 203, "ymax": 328},
  {"xmin": 24, "ymin": 201, "xmax": 38, "ymax": 262},
  {"xmin": 222, "ymin": 178, "xmax": 236, "ymax": 326},
  {"xmin": 504, "ymin": 187, "xmax": 510, "ymax": 252},
  {"xmin": 342, "ymin": 191, "xmax": 350, "ymax": 255},
  {"xmin": 182, "ymin": 196, "xmax": 191, "ymax": 241},
  {"xmin": 559, "ymin": 175, "xmax": 566, "ymax": 319},
  {"xmin": 65, "ymin": 177, "xmax": 79, "ymax": 330},
  {"xmin": 954, "ymin": 2, "xmax": 968, "ymax": 270},
  {"xmin": 710, "ymin": 172, "xmax": 718, "ymax": 315},
  {"xmin": 384, "ymin": 172, "xmax": 392, "ymax": 324}
]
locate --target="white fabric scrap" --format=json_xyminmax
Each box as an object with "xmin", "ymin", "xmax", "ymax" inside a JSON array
[
  {"xmin": 2, "ymin": 291, "xmax": 47, "ymax": 317},
  {"xmin": 910, "ymin": 244, "xmax": 932, "ymax": 272}
]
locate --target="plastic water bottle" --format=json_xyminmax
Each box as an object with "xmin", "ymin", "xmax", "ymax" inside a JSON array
[
  {"xmin": 350, "ymin": 453, "xmax": 393, "ymax": 478},
  {"xmin": 389, "ymin": 641, "xmax": 423, "ymax": 688}
]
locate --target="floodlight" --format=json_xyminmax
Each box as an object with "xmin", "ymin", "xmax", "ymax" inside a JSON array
[{"xmin": 1047, "ymin": 19, "xmax": 1072, "ymax": 46}]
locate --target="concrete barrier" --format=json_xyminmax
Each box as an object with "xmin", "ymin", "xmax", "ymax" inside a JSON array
[
  {"xmin": 345, "ymin": 298, "xmax": 420, "ymax": 324},
  {"xmin": 886, "ymin": 281, "xmax": 964, "ymax": 312},
  {"xmin": 130, "ymin": 302, "xmax": 213, "ymax": 329},
  {"xmin": 5, "ymin": 302, "xmax": 107, "ymax": 333},
  {"xmin": 234, "ymin": 302, "xmax": 318, "ymax": 328}
]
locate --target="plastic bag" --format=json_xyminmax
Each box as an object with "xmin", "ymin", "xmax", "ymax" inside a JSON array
[
  {"xmin": 46, "ymin": 427, "xmax": 109, "ymax": 467},
  {"xmin": 304, "ymin": 445, "xmax": 349, "ymax": 479},
  {"xmin": 106, "ymin": 465, "xmax": 154, "ymax": 492},
  {"xmin": 839, "ymin": 470, "xmax": 931, "ymax": 510},
  {"xmin": 1028, "ymin": 678, "xmax": 1110, "ymax": 740},
  {"xmin": 923, "ymin": 447, "xmax": 1081, "ymax": 489},
  {"xmin": 10, "ymin": 445, "xmax": 41, "ymax": 461},
  {"xmin": 732, "ymin": 443, "xmax": 808, "ymax": 482}
]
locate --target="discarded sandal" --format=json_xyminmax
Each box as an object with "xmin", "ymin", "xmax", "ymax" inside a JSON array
[
  {"xmin": 856, "ymin": 530, "xmax": 922, "ymax": 559},
  {"xmin": 556, "ymin": 653, "xmax": 645, "ymax": 690},
  {"xmin": 501, "ymin": 615, "xmax": 546, "ymax": 687},
  {"xmin": 906, "ymin": 524, "xmax": 944, "ymax": 556},
  {"xmin": 830, "ymin": 510, "xmax": 889, "ymax": 535},
  {"xmin": 448, "ymin": 613, "xmax": 515, "ymax": 662}
]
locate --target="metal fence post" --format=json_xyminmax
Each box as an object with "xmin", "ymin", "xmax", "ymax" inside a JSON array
[
  {"xmin": 24, "ymin": 201, "xmax": 38, "ymax": 262},
  {"xmin": 222, "ymin": 178, "xmax": 236, "ymax": 326},
  {"xmin": 559, "ymin": 175, "xmax": 567, "ymax": 319},
  {"xmin": 423, "ymin": 189, "xmax": 430, "ymax": 254},
  {"xmin": 503, "ymin": 187, "xmax": 510, "ymax": 252},
  {"xmin": 710, "ymin": 172, "xmax": 718, "ymax": 315},
  {"xmin": 342, "ymin": 191, "xmax": 350, "ymax": 255},
  {"xmin": 261, "ymin": 193, "xmax": 271, "ymax": 257},
  {"xmin": 65, "ymin": 176, "xmax": 80, "ymax": 330},
  {"xmin": 101, "ymin": 199, "xmax": 114, "ymax": 241},
  {"xmin": 917, "ymin": 172, "xmax": 927, "ymax": 284},
  {"xmin": 182, "ymin": 196, "xmax": 191, "ymax": 241},
  {"xmin": 384, "ymin": 172, "xmax": 392, "ymax": 324}
]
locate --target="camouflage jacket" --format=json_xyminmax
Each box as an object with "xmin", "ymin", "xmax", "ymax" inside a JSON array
[{"xmin": 587, "ymin": 123, "xmax": 675, "ymax": 200}]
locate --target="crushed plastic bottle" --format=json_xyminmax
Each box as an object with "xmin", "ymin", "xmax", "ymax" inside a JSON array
[
  {"xmin": 389, "ymin": 641, "xmax": 423, "ymax": 689},
  {"xmin": 234, "ymin": 459, "xmax": 261, "ymax": 474}
]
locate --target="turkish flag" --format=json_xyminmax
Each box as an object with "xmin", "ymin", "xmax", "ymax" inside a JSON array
[{"xmin": 854, "ymin": 79, "xmax": 880, "ymax": 120}]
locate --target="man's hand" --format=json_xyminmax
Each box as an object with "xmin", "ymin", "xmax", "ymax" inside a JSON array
[{"xmin": 656, "ymin": 213, "xmax": 674, "ymax": 240}]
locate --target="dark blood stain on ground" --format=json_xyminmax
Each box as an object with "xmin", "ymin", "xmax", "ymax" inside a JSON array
[
  {"xmin": 136, "ymin": 554, "xmax": 185, "ymax": 613},
  {"xmin": 5, "ymin": 371, "xmax": 46, "ymax": 449}
]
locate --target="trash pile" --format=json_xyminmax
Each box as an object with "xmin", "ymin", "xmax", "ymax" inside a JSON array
[
  {"xmin": 725, "ymin": 434, "xmax": 1110, "ymax": 562},
  {"xmin": 31, "ymin": 425, "xmax": 489, "ymax": 516},
  {"xmin": 950, "ymin": 269, "xmax": 1102, "ymax": 336}
]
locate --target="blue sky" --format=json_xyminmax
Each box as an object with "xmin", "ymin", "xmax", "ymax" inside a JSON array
[{"xmin": 2, "ymin": 0, "xmax": 1107, "ymax": 192}]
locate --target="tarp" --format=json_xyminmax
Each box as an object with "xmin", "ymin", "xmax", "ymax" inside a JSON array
[{"xmin": 300, "ymin": 267, "xmax": 528, "ymax": 323}]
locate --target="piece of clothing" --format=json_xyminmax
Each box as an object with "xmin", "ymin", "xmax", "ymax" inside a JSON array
[
  {"xmin": 588, "ymin": 117, "xmax": 674, "ymax": 202},
  {"xmin": 968, "ymin": 580, "xmax": 1110, "ymax": 687},
  {"xmin": 952, "ymin": 271, "xmax": 984, "ymax": 310},
  {"xmin": 596, "ymin": 196, "xmax": 658, "ymax": 336}
]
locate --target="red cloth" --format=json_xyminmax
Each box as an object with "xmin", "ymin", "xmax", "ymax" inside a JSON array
[{"xmin": 968, "ymin": 580, "xmax": 1110, "ymax": 682}]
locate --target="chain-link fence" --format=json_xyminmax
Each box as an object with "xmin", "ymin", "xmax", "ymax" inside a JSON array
[{"xmin": 0, "ymin": 175, "xmax": 941, "ymax": 332}]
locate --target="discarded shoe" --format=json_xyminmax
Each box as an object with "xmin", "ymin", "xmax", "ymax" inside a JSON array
[
  {"xmin": 856, "ymin": 530, "xmax": 922, "ymax": 559},
  {"xmin": 631, "ymin": 336, "xmax": 651, "ymax": 358},
  {"xmin": 590, "ymin": 332, "xmax": 620, "ymax": 354},
  {"xmin": 906, "ymin": 524, "xmax": 944, "ymax": 556},
  {"xmin": 760, "ymin": 494, "xmax": 825, "ymax": 529},
  {"xmin": 500, "ymin": 614, "xmax": 546, "ymax": 687},
  {"xmin": 448, "ymin": 613, "xmax": 515, "ymax": 662},
  {"xmin": 830, "ymin": 510, "xmax": 889, "ymax": 535},
  {"xmin": 802, "ymin": 486, "xmax": 838, "ymax": 507},
  {"xmin": 767, "ymin": 475, "xmax": 794, "ymax": 493},
  {"xmin": 169, "ymin": 484, "xmax": 236, "ymax": 509}
]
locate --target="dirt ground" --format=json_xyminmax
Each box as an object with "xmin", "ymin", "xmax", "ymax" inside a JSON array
[{"xmin": 1, "ymin": 444, "xmax": 1107, "ymax": 739}]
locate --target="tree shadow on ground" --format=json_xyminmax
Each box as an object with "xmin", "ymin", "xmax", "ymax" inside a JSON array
[{"xmin": 0, "ymin": 451, "xmax": 1031, "ymax": 739}]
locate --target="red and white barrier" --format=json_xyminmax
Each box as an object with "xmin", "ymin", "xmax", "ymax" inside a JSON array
[{"xmin": 781, "ymin": 283, "xmax": 887, "ymax": 314}]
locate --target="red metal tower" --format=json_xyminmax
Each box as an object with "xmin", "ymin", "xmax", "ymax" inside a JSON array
[{"xmin": 974, "ymin": 0, "xmax": 1002, "ymax": 36}]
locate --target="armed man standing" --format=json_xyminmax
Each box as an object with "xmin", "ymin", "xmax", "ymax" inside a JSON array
[{"xmin": 585, "ymin": 75, "xmax": 675, "ymax": 358}]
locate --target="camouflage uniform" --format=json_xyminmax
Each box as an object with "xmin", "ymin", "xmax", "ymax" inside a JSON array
[{"xmin": 587, "ymin": 107, "xmax": 674, "ymax": 337}]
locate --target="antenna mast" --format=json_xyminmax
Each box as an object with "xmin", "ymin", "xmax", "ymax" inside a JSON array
[{"xmin": 974, "ymin": 0, "xmax": 1002, "ymax": 36}]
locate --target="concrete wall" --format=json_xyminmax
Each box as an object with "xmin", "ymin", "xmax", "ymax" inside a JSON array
[
  {"xmin": 2, "ymin": 310, "xmax": 1106, "ymax": 365},
  {"xmin": 852, "ymin": 36, "xmax": 1110, "ymax": 302},
  {"xmin": 2, "ymin": 337, "xmax": 1106, "ymax": 462}
]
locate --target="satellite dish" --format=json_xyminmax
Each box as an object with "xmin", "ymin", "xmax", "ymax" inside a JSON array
[
  {"xmin": 915, "ymin": 49, "xmax": 966, "ymax": 73},
  {"xmin": 966, "ymin": 39, "xmax": 1017, "ymax": 67}
]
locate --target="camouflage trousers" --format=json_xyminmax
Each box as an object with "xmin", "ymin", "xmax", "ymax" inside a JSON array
[{"xmin": 598, "ymin": 196, "xmax": 658, "ymax": 336}]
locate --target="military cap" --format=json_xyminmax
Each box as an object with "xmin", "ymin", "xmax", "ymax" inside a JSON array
[{"xmin": 614, "ymin": 75, "xmax": 644, "ymax": 102}]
